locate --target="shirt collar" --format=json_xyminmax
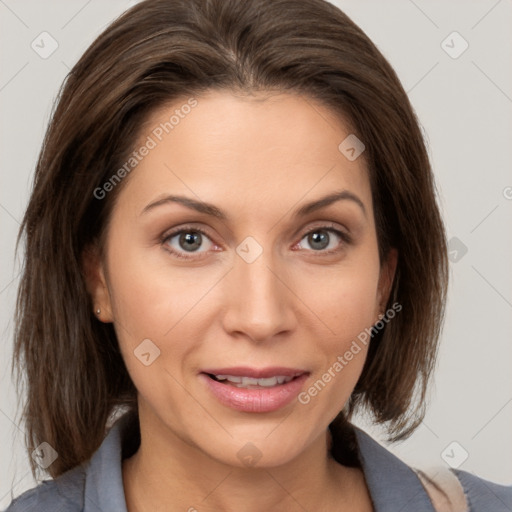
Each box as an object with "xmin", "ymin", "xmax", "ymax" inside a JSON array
[
  {"xmin": 83, "ymin": 411, "xmax": 435, "ymax": 512},
  {"xmin": 352, "ymin": 424, "xmax": 436, "ymax": 511},
  {"xmin": 84, "ymin": 412, "xmax": 133, "ymax": 512}
]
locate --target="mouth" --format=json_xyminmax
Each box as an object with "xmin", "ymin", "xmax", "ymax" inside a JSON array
[
  {"xmin": 205, "ymin": 373, "xmax": 303, "ymax": 389},
  {"xmin": 199, "ymin": 367, "xmax": 310, "ymax": 412}
]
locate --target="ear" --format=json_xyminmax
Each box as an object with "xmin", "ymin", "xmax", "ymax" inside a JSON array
[
  {"xmin": 81, "ymin": 243, "xmax": 113, "ymax": 322},
  {"xmin": 375, "ymin": 247, "xmax": 398, "ymax": 320}
]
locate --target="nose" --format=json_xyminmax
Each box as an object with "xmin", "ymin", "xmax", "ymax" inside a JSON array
[{"xmin": 220, "ymin": 244, "xmax": 297, "ymax": 343}]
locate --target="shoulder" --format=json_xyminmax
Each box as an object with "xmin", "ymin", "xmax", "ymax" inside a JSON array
[
  {"xmin": 453, "ymin": 468, "xmax": 512, "ymax": 512},
  {"xmin": 351, "ymin": 423, "xmax": 512, "ymax": 510},
  {"xmin": 3, "ymin": 464, "xmax": 86, "ymax": 512},
  {"xmin": 3, "ymin": 410, "xmax": 139, "ymax": 512}
]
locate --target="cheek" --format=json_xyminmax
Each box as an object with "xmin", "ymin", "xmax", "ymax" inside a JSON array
[
  {"xmin": 297, "ymin": 256, "xmax": 381, "ymax": 336},
  {"xmin": 294, "ymin": 260, "xmax": 379, "ymax": 398},
  {"xmin": 106, "ymin": 234, "xmax": 216, "ymax": 338},
  {"xmin": 103, "ymin": 241, "xmax": 192, "ymax": 386}
]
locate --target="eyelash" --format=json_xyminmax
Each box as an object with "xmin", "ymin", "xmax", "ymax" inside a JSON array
[{"xmin": 160, "ymin": 223, "xmax": 352, "ymax": 260}]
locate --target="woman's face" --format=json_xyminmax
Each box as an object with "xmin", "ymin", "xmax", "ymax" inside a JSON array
[{"xmin": 89, "ymin": 90, "xmax": 396, "ymax": 467}]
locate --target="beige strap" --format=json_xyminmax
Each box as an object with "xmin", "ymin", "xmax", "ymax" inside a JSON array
[{"xmin": 414, "ymin": 466, "xmax": 469, "ymax": 512}]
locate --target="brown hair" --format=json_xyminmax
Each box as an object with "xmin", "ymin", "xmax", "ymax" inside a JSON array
[{"xmin": 12, "ymin": 0, "xmax": 448, "ymax": 480}]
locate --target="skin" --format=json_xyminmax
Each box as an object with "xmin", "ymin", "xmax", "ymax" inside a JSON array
[{"xmin": 85, "ymin": 90, "xmax": 397, "ymax": 512}]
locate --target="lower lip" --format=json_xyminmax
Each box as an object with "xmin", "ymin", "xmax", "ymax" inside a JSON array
[{"xmin": 200, "ymin": 373, "xmax": 309, "ymax": 413}]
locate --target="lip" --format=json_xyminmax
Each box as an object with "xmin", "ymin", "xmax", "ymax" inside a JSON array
[
  {"xmin": 201, "ymin": 366, "xmax": 307, "ymax": 378},
  {"xmin": 199, "ymin": 367, "xmax": 309, "ymax": 413}
]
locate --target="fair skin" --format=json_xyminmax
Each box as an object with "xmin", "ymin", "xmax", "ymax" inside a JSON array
[{"xmin": 85, "ymin": 90, "xmax": 397, "ymax": 512}]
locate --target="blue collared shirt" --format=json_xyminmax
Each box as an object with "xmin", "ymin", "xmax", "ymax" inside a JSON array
[{"xmin": 4, "ymin": 411, "xmax": 512, "ymax": 511}]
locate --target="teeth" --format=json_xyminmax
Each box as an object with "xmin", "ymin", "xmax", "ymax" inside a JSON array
[
  {"xmin": 215, "ymin": 374, "xmax": 242, "ymax": 383},
  {"xmin": 213, "ymin": 374, "xmax": 297, "ymax": 388}
]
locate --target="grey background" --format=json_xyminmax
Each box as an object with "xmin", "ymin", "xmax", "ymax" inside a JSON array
[{"xmin": 1, "ymin": 0, "xmax": 511, "ymax": 505}]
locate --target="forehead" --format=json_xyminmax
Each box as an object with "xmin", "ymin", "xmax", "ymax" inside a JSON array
[{"xmin": 115, "ymin": 90, "xmax": 373, "ymax": 222}]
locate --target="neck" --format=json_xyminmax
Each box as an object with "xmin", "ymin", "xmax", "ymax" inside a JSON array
[{"xmin": 122, "ymin": 406, "xmax": 371, "ymax": 512}]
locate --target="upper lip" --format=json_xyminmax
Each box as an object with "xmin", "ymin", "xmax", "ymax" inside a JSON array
[{"xmin": 201, "ymin": 367, "xmax": 308, "ymax": 378}]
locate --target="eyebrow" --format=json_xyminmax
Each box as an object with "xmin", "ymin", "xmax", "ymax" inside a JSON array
[{"xmin": 141, "ymin": 189, "xmax": 367, "ymax": 220}]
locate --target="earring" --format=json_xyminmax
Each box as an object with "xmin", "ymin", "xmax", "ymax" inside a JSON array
[{"xmin": 96, "ymin": 308, "xmax": 101, "ymax": 315}]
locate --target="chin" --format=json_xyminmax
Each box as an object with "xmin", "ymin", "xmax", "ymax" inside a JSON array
[{"xmin": 200, "ymin": 428, "xmax": 315, "ymax": 470}]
